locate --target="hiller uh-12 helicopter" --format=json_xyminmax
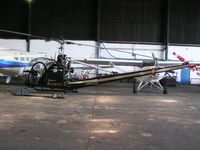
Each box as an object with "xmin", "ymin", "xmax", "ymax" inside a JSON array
[
  {"xmin": 0, "ymin": 29, "xmax": 190, "ymax": 98},
  {"xmin": 23, "ymin": 52, "xmax": 188, "ymax": 98}
]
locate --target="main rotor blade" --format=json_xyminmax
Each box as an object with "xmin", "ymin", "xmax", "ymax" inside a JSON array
[{"xmin": 0, "ymin": 29, "xmax": 46, "ymax": 39}]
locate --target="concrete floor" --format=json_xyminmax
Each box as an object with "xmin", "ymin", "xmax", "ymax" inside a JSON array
[{"xmin": 0, "ymin": 84, "xmax": 200, "ymax": 150}]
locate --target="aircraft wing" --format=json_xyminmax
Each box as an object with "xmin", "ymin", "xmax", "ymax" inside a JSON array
[
  {"xmin": 157, "ymin": 61, "xmax": 200, "ymax": 66},
  {"xmin": 72, "ymin": 65, "xmax": 113, "ymax": 70},
  {"xmin": 74, "ymin": 58, "xmax": 200, "ymax": 67},
  {"xmin": 74, "ymin": 58, "xmax": 143, "ymax": 66}
]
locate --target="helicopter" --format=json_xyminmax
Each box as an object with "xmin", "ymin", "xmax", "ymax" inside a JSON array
[{"xmin": 21, "ymin": 51, "xmax": 188, "ymax": 98}]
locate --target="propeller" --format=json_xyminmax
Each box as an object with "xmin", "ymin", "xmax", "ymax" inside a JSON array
[{"xmin": 173, "ymin": 52, "xmax": 200, "ymax": 76}]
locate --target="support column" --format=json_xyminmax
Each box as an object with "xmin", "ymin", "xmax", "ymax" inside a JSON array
[
  {"xmin": 96, "ymin": 0, "xmax": 101, "ymax": 76},
  {"xmin": 27, "ymin": 0, "xmax": 32, "ymax": 52},
  {"xmin": 164, "ymin": 0, "xmax": 170, "ymax": 60}
]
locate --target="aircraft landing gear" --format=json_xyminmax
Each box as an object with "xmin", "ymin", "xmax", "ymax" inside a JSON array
[
  {"xmin": 71, "ymin": 89, "xmax": 78, "ymax": 93},
  {"xmin": 133, "ymin": 78, "xmax": 137, "ymax": 93},
  {"xmin": 163, "ymin": 87, "xmax": 168, "ymax": 94},
  {"xmin": 52, "ymin": 92, "xmax": 64, "ymax": 99}
]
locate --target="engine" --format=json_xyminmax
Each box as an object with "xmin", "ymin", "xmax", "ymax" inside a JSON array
[
  {"xmin": 46, "ymin": 64, "xmax": 67, "ymax": 84},
  {"xmin": 24, "ymin": 54, "xmax": 73, "ymax": 88}
]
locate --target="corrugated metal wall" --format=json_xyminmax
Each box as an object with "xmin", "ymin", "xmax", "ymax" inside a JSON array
[
  {"xmin": 0, "ymin": 0, "xmax": 200, "ymax": 44},
  {"xmin": 170, "ymin": 0, "xmax": 200, "ymax": 44},
  {"xmin": 0, "ymin": 0, "xmax": 28, "ymax": 37},
  {"xmin": 100, "ymin": 0, "xmax": 163, "ymax": 42},
  {"xmin": 31, "ymin": 0, "xmax": 97, "ymax": 39}
]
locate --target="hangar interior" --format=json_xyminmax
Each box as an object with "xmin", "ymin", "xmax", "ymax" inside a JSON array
[
  {"xmin": 0, "ymin": 0, "xmax": 200, "ymax": 150},
  {"xmin": 1, "ymin": 0, "xmax": 200, "ymax": 83}
]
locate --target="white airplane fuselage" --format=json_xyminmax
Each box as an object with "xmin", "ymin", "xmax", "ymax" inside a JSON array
[{"xmin": 0, "ymin": 48, "xmax": 46, "ymax": 82}]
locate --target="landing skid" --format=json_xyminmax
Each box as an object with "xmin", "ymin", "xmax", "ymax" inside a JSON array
[
  {"xmin": 10, "ymin": 87, "xmax": 67, "ymax": 99},
  {"xmin": 132, "ymin": 78, "xmax": 137, "ymax": 93},
  {"xmin": 163, "ymin": 86, "xmax": 168, "ymax": 94},
  {"xmin": 10, "ymin": 87, "xmax": 36, "ymax": 96}
]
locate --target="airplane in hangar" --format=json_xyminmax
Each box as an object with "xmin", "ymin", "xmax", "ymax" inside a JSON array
[{"xmin": 0, "ymin": 47, "xmax": 46, "ymax": 83}]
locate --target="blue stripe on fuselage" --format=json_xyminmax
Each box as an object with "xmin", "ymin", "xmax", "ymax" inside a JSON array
[{"xmin": 0, "ymin": 59, "xmax": 29, "ymax": 68}]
